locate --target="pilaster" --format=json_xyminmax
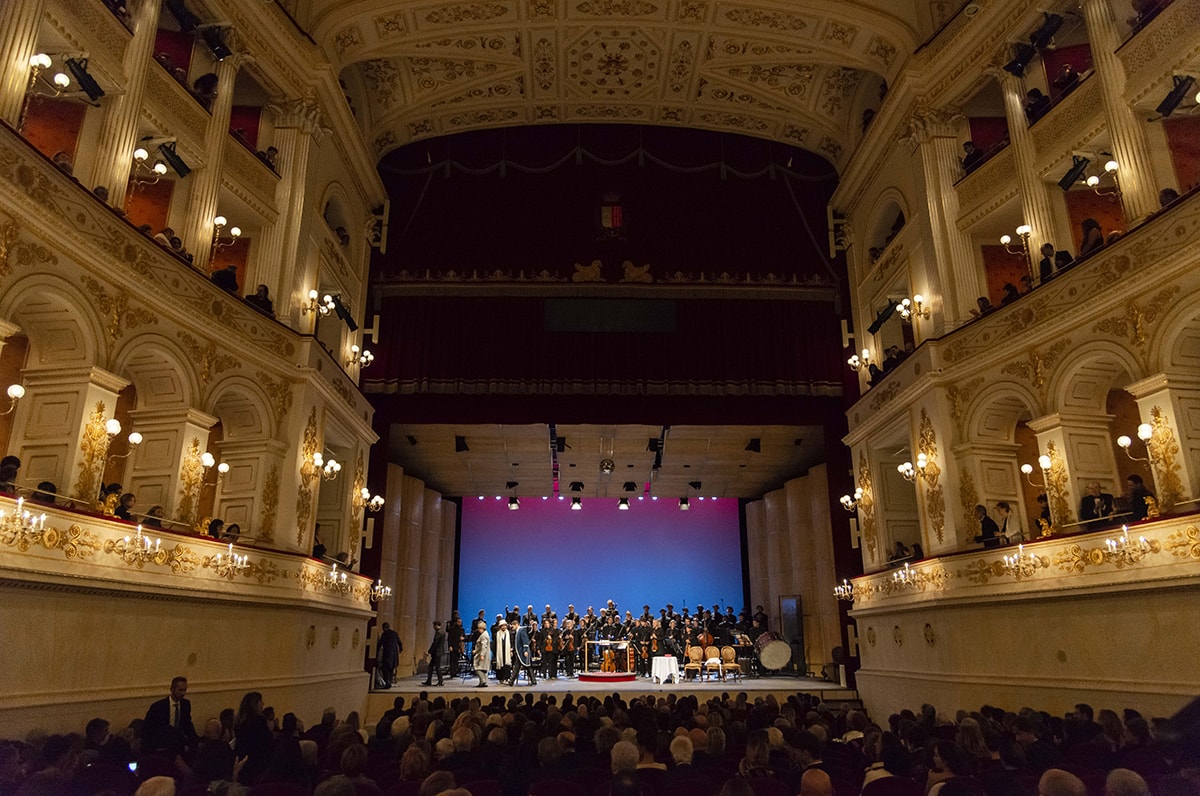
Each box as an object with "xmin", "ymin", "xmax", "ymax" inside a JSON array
[
  {"xmin": 1124, "ymin": 373, "xmax": 1200, "ymax": 511},
  {"xmin": 0, "ymin": 0, "xmax": 44, "ymax": 127},
  {"xmin": 124, "ymin": 405, "xmax": 218, "ymax": 526}
]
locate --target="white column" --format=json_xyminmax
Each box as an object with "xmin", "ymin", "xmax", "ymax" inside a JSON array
[
  {"xmin": 88, "ymin": 0, "xmax": 162, "ymax": 204},
  {"xmin": 0, "ymin": 0, "xmax": 44, "ymax": 127},
  {"xmin": 1080, "ymin": 0, "xmax": 1159, "ymax": 223},
  {"xmin": 257, "ymin": 99, "xmax": 323, "ymax": 317},
  {"xmin": 182, "ymin": 48, "xmax": 249, "ymax": 263},
  {"xmin": 998, "ymin": 72, "xmax": 1071, "ymax": 261}
]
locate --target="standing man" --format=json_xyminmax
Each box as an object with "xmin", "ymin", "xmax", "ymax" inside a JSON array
[
  {"xmin": 377, "ymin": 623, "xmax": 402, "ymax": 688},
  {"xmin": 446, "ymin": 615, "xmax": 464, "ymax": 678},
  {"xmin": 975, "ymin": 505, "xmax": 1001, "ymax": 549},
  {"xmin": 471, "ymin": 620, "xmax": 491, "ymax": 688},
  {"xmin": 512, "ymin": 617, "xmax": 538, "ymax": 686},
  {"xmin": 143, "ymin": 676, "xmax": 198, "ymax": 755},
  {"xmin": 422, "ymin": 621, "xmax": 445, "ymax": 687},
  {"xmin": 541, "ymin": 618, "xmax": 560, "ymax": 680}
]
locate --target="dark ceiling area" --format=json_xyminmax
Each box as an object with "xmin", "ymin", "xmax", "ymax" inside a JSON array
[{"xmin": 373, "ymin": 124, "xmax": 841, "ymax": 282}]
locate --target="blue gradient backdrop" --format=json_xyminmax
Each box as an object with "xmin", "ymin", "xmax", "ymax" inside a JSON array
[{"xmin": 457, "ymin": 496, "xmax": 744, "ymax": 619}]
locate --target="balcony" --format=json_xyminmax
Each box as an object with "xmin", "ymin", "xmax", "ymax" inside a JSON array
[
  {"xmin": 143, "ymin": 66, "xmax": 210, "ymax": 155},
  {"xmin": 221, "ymin": 132, "xmax": 280, "ymax": 221}
]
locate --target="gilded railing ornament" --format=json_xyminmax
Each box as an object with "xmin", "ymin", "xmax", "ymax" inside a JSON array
[{"xmin": 1165, "ymin": 526, "xmax": 1200, "ymax": 560}]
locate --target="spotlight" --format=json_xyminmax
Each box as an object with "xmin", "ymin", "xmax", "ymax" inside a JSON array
[
  {"xmin": 745, "ymin": 438, "xmax": 761, "ymax": 453},
  {"xmin": 157, "ymin": 141, "xmax": 191, "ymax": 178},
  {"xmin": 556, "ymin": 437, "xmax": 569, "ymax": 452},
  {"xmin": 1156, "ymin": 75, "xmax": 1196, "ymax": 118},
  {"xmin": 1029, "ymin": 13, "xmax": 1063, "ymax": 50},
  {"xmin": 622, "ymin": 481, "xmax": 638, "ymax": 492},
  {"xmin": 455, "ymin": 435, "xmax": 469, "ymax": 452},
  {"xmin": 200, "ymin": 27, "xmax": 232, "ymax": 60},
  {"xmin": 506, "ymin": 481, "xmax": 519, "ymax": 490},
  {"xmin": 571, "ymin": 497, "xmax": 582, "ymax": 510},
  {"xmin": 65, "ymin": 58, "xmax": 105, "ymax": 101},
  {"xmin": 679, "ymin": 497, "xmax": 690, "ymax": 510},
  {"xmin": 569, "ymin": 481, "xmax": 584, "ymax": 492},
  {"xmin": 508, "ymin": 497, "xmax": 520, "ymax": 511},
  {"xmin": 1058, "ymin": 155, "xmax": 1090, "ymax": 191},
  {"xmin": 618, "ymin": 498, "xmax": 629, "ymax": 510},
  {"xmin": 1003, "ymin": 43, "xmax": 1037, "ymax": 77},
  {"xmin": 329, "ymin": 294, "xmax": 358, "ymax": 332},
  {"xmin": 688, "ymin": 481, "xmax": 702, "ymax": 491}
]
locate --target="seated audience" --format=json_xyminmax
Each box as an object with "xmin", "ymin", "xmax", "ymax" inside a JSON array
[
  {"xmin": 142, "ymin": 504, "xmax": 166, "ymax": 527},
  {"xmin": 211, "ymin": 264, "xmax": 240, "ymax": 292},
  {"xmin": 1024, "ymin": 89, "xmax": 1051, "ymax": 123},
  {"xmin": 961, "ymin": 141, "xmax": 984, "ymax": 174},
  {"xmin": 245, "ymin": 284, "xmax": 275, "ymax": 316},
  {"xmin": 1079, "ymin": 218, "xmax": 1104, "ymax": 256},
  {"xmin": 1000, "ymin": 283, "xmax": 1020, "ymax": 305},
  {"xmin": 0, "ymin": 455, "xmax": 20, "ymax": 493},
  {"xmin": 114, "ymin": 492, "xmax": 137, "ymax": 521}
]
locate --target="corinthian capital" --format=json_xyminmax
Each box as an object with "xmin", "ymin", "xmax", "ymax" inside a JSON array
[
  {"xmin": 267, "ymin": 98, "xmax": 328, "ymax": 137},
  {"xmin": 906, "ymin": 105, "xmax": 963, "ymax": 141}
]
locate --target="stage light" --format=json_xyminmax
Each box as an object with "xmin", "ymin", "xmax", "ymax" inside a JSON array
[
  {"xmin": 569, "ymin": 481, "xmax": 584, "ymax": 492},
  {"xmin": 1003, "ymin": 43, "xmax": 1037, "ymax": 77},
  {"xmin": 65, "ymin": 58, "xmax": 105, "ymax": 101},
  {"xmin": 618, "ymin": 498, "xmax": 629, "ymax": 510},
  {"xmin": 506, "ymin": 481, "xmax": 518, "ymax": 490},
  {"xmin": 679, "ymin": 497, "xmax": 689, "ymax": 510},
  {"xmin": 455, "ymin": 436, "xmax": 469, "ymax": 452},
  {"xmin": 1058, "ymin": 155, "xmax": 1090, "ymax": 190},
  {"xmin": 508, "ymin": 497, "xmax": 520, "ymax": 511},
  {"xmin": 157, "ymin": 141, "xmax": 191, "ymax": 178},
  {"xmin": 556, "ymin": 437, "xmax": 569, "ymax": 452},
  {"xmin": 571, "ymin": 497, "xmax": 582, "ymax": 510},
  {"xmin": 1030, "ymin": 13, "xmax": 1063, "ymax": 50},
  {"xmin": 201, "ymin": 27, "xmax": 232, "ymax": 60},
  {"xmin": 622, "ymin": 481, "xmax": 638, "ymax": 492},
  {"xmin": 745, "ymin": 438, "xmax": 761, "ymax": 453},
  {"xmin": 688, "ymin": 481, "xmax": 702, "ymax": 491},
  {"xmin": 1156, "ymin": 75, "xmax": 1196, "ymax": 118}
]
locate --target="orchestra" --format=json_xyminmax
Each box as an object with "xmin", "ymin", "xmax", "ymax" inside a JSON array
[{"xmin": 442, "ymin": 598, "xmax": 768, "ymax": 682}]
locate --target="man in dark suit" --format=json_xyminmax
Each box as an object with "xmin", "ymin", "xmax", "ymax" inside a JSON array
[
  {"xmin": 1079, "ymin": 481, "xmax": 1115, "ymax": 530},
  {"xmin": 511, "ymin": 617, "xmax": 537, "ymax": 686},
  {"xmin": 974, "ymin": 504, "xmax": 1001, "ymax": 549},
  {"xmin": 422, "ymin": 620, "xmax": 445, "ymax": 686},
  {"xmin": 143, "ymin": 676, "xmax": 198, "ymax": 755},
  {"xmin": 376, "ymin": 623, "xmax": 401, "ymax": 688}
]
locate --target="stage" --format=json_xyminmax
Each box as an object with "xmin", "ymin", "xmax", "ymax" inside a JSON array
[{"xmin": 366, "ymin": 671, "xmax": 859, "ymax": 719}]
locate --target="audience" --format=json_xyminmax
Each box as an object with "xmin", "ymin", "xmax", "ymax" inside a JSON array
[
  {"xmin": 1079, "ymin": 218, "xmax": 1105, "ymax": 256},
  {"xmin": 0, "ymin": 689, "xmax": 1193, "ymax": 796}
]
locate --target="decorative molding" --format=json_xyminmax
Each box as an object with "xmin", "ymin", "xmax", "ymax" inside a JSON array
[
  {"xmin": 255, "ymin": 371, "xmax": 297, "ymax": 438},
  {"xmin": 857, "ymin": 451, "xmax": 878, "ymax": 563},
  {"xmin": 177, "ymin": 332, "xmax": 240, "ymax": 394},
  {"xmin": 176, "ymin": 438, "xmax": 205, "ymax": 529},
  {"xmin": 1092, "ymin": 287, "xmax": 1181, "ymax": 366},
  {"xmin": 72, "ymin": 402, "xmax": 109, "ymax": 504},
  {"xmin": 918, "ymin": 408, "xmax": 946, "ymax": 544},
  {"xmin": 1146, "ymin": 406, "xmax": 1183, "ymax": 511},
  {"xmin": 1000, "ymin": 338, "xmax": 1070, "ymax": 396},
  {"xmin": 296, "ymin": 407, "xmax": 320, "ymax": 545},
  {"xmin": 1045, "ymin": 440, "xmax": 1073, "ymax": 529},
  {"xmin": 958, "ymin": 469, "xmax": 979, "ymax": 544},
  {"xmin": 352, "ymin": 452, "xmax": 365, "ymax": 528},
  {"xmin": 81, "ymin": 276, "xmax": 158, "ymax": 357},
  {"xmin": 258, "ymin": 464, "xmax": 280, "ymax": 542}
]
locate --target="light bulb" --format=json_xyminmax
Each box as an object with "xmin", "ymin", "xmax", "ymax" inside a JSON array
[
  {"xmin": 127, "ymin": 432, "xmax": 143, "ymax": 446},
  {"xmin": 1020, "ymin": 463, "xmax": 1033, "ymax": 475},
  {"xmin": 133, "ymin": 147, "xmax": 149, "ymax": 162},
  {"xmin": 312, "ymin": 452, "xmax": 323, "ymax": 466},
  {"xmin": 6, "ymin": 384, "xmax": 24, "ymax": 399},
  {"xmin": 229, "ymin": 226, "xmax": 241, "ymax": 238},
  {"xmin": 1016, "ymin": 224, "xmax": 1032, "ymax": 236},
  {"xmin": 217, "ymin": 462, "xmax": 230, "ymax": 474},
  {"xmin": 1137, "ymin": 423, "xmax": 1153, "ymax": 441},
  {"xmin": 152, "ymin": 161, "xmax": 167, "ymax": 175},
  {"xmin": 1116, "ymin": 435, "xmax": 1132, "ymax": 449},
  {"xmin": 351, "ymin": 345, "xmax": 360, "ymax": 354},
  {"xmin": 1086, "ymin": 175, "xmax": 1099, "ymax": 187},
  {"xmin": 1104, "ymin": 160, "xmax": 1118, "ymax": 174},
  {"xmin": 308, "ymin": 289, "xmax": 318, "ymax": 300},
  {"xmin": 861, "ymin": 348, "xmax": 869, "ymax": 360},
  {"xmin": 105, "ymin": 418, "xmax": 122, "ymax": 436},
  {"xmin": 30, "ymin": 53, "xmax": 52, "ymax": 69},
  {"xmin": 1037, "ymin": 454, "xmax": 1051, "ymax": 470},
  {"xmin": 213, "ymin": 215, "xmax": 226, "ymax": 228},
  {"xmin": 53, "ymin": 72, "xmax": 70, "ymax": 89},
  {"xmin": 201, "ymin": 452, "xmax": 216, "ymax": 468},
  {"xmin": 913, "ymin": 294, "xmax": 924, "ymax": 305},
  {"xmin": 1000, "ymin": 234, "xmax": 1012, "ymax": 245}
]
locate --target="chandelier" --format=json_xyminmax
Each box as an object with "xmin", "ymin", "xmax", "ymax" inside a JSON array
[
  {"xmin": 1001, "ymin": 544, "xmax": 1045, "ymax": 580},
  {"xmin": 370, "ymin": 579, "xmax": 393, "ymax": 603},
  {"xmin": 1103, "ymin": 526, "xmax": 1151, "ymax": 567},
  {"xmin": 114, "ymin": 524, "xmax": 161, "ymax": 567},
  {"xmin": 833, "ymin": 578, "xmax": 855, "ymax": 602},
  {"xmin": 212, "ymin": 542, "xmax": 249, "ymax": 578}
]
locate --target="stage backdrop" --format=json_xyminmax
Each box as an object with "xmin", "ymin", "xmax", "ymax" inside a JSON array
[{"xmin": 457, "ymin": 496, "xmax": 744, "ymax": 622}]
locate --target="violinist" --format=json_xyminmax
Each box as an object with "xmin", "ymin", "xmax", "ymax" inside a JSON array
[
  {"xmin": 634, "ymin": 619, "xmax": 652, "ymax": 676},
  {"xmin": 541, "ymin": 604, "xmax": 555, "ymax": 624},
  {"xmin": 562, "ymin": 619, "xmax": 579, "ymax": 678},
  {"xmin": 565, "ymin": 604, "xmax": 581, "ymax": 626},
  {"xmin": 541, "ymin": 618, "xmax": 560, "ymax": 680},
  {"xmin": 522, "ymin": 604, "xmax": 537, "ymax": 627}
]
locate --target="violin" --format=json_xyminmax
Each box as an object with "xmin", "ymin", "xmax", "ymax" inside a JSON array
[{"xmin": 566, "ymin": 632, "xmax": 576, "ymax": 653}]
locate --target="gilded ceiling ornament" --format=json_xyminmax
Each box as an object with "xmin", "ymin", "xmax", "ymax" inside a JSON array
[
  {"xmin": 177, "ymin": 332, "xmax": 239, "ymax": 393},
  {"xmin": 866, "ymin": 35, "xmax": 896, "ymax": 66},
  {"xmin": 856, "ymin": 451, "xmax": 877, "ymax": 562},
  {"xmin": 676, "ymin": 1, "xmax": 707, "ymax": 22},
  {"xmin": 175, "ymin": 438, "xmax": 206, "ymax": 529},
  {"xmin": 1146, "ymin": 407, "xmax": 1183, "ymax": 511},
  {"xmin": 80, "ymin": 276, "xmax": 158, "ymax": 356},
  {"xmin": 333, "ymin": 24, "xmax": 362, "ymax": 55},
  {"xmin": 576, "ymin": 0, "xmax": 658, "ymax": 14},
  {"xmin": 534, "ymin": 38, "xmax": 556, "ymax": 90},
  {"xmin": 666, "ymin": 40, "xmax": 694, "ymax": 94},
  {"xmin": 72, "ymin": 402, "xmax": 110, "ymax": 503},
  {"xmin": 296, "ymin": 407, "xmax": 320, "ymax": 545},
  {"xmin": 425, "ymin": 3, "xmax": 509, "ymax": 25},
  {"xmin": 723, "ymin": 8, "xmax": 808, "ymax": 31},
  {"xmin": 258, "ymin": 464, "xmax": 279, "ymax": 542},
  {"xmin": 374, "ymin": 13, "xmax": 408, "ymax": 39},
  {"xmin": 529, "ymin": 0, "xmax": 555, "ymax": 17}
]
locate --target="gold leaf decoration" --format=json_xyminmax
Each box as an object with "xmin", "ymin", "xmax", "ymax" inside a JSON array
[
  {"xmin": 960, "ymin": 557, "xmax": 1005, "ymax": 585},
  {"xmin": 918, "ymin": 409, "xmax": 945, "ymax": 543},
  {"xmin": 352, "ymin": 451, "xmax": 365, "ymax": 527},
  {"xmin": 856, "ymin": 451, "xmax": 877, "ymax": 562},
  {"xmin": 1045, "ymin": 441, "xmax": 1074, "ymax": 529},
  {"xmin": 80, "ymin": 276, "xmax": 157, "ymax": 354},
  {"xmin": 176, "ymin": 438, "xmax": 205, "ymax": 528},
  {"xmin": 1165, "ymin": 526, "xmax": 1200, "ymax": 559},
  {"xmin": 1092, "ymin": 287, "xmax": 1180, "ymax": 362},
  {"xmin": 1000, "ymin": 338, "xmax": 1069, "ymax": 394},
  {"xmin": 947, "ymin": 377, "xmax": 984, "ymax": 438},
  {"xmin": 72, "ymin": 402, "xmax": 109, "ymax": 503},
  {"xmin": 0, "ymin": 219, "xmax": 17, "ymax": 278},
  {"xmin": 296, "ymin": 407, "xmax": 320, "ymax": 545},
  {"xmin": 958, "ymin": 469, "xmax": 979, "ymax": 545},
  {"xmin": 1146, "ymin": 407, "xmax": 1183, "ymax": 511},
  {"xmin": 258, "ymin": 464, "xmax": 279, "ymax": 542},
  {"xmin": 256, "ymin": 371, "xmax": 295, "ymax": 437},
  {"xmin": 177, "ymin": 332, "xmax": 240, "ymax": 392}
]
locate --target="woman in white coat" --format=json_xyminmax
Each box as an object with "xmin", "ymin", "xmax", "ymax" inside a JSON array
[{"xmin": 472, "ymin": 620, "xmax": 491, "ymax": 687}]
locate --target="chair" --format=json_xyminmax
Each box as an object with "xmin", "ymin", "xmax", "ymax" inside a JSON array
[
  {"xmin": 683, "ymin": 646, "xmax": 704, "ymax": 680},
  {"xmin": 720, "ymin": 645, "xmax": 743, "ymax": 680},
  {"xmin": 703, "ymin": 645, "xmax": 723, "ymax": 680}
]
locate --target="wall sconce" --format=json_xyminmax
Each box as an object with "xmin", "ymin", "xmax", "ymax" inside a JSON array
[
  {"xmin": 1116, "ymin": 423, "xmax": 1154, "ymax": 464},
  {"xmin": 302, "ymin": 289, "xmax": 336, "ymax": 316},
  {"xmin": 347, "ymin": 345, "xmax": 374, "ymax": 368},
  {"xmin": 132, "ymin": 147, "xmax": 169, "ymax": 187},
  {"xmin": 356, "ymin": 486, "xmax": 384, "ymax": 512},
  {"xmin": 1156, "ymin": 74, "xmax": 1196, "ymax": 118},
  {"xmin": 200, "ymin": 451, "xmax": 230, "ymax": 480},
  {"xmin": 0, "ymin": 497, "xmax": 47, "ymax": 541},
  {"xmin": 839, "ymin": 487, "xmax": 864, "ymax": 512},
  {"xmin": 1020, "ymin": 453, "xmax": 1055, "ymax": 532},
  {"xmin": 847, "ymin": 348, "xmax": 870, "ymax": 372},
  {"xmin": 324, "ymin": 562, "xmax": 349, "ymax": 592},
  {"xmin": 1103, "ymin": 526, "xmax": 1151, "ymax": 566},
  {"xmin": 211, "ymin": 215, "xmax": 241, "ymax": 261},
  {"xmin": 892, "ymin": 562, "xmax": 916, "ymax": 588},
  {"xmin": 370, "ymin": 579, "xmax": 392, "ymax": 603},
  {"xmin": 896, "ymin": 295, "xmax": 929, "ymax": 322},
  {"xmin": 999, "ymin": 225, "xmax": 1032, "ymax": 256},
  {"xmin": 1, "ymin": 384, "xmax": 24, "ymax": 415},
  {"xmin": 1085, "ymin": 160, "xmax": 1121, "ymax": 197},
  {"xmin": 898, "ymin": 453, "xmax": 929, "ymax": 482},
  {"xmin": 107, "ymin": 430, "xmax": 144, "ymax": 462},
  {"xmin": 833, "ymin": 579, "xmax": 855, "ymax": 602},
  {"xmin": 211, "ymin": 542, "xmax": 249, "ymax": 578},
  {"xmin": 25, "ymin": 53, "xmax": 104, "ymax": 102},
  {"xmin": 311, "ymin": 452, "xmax": 340, "ymax": 481},
  {"xmin": 1001, "ymin": 544, "xmax": 1046, "ymax": 580}
]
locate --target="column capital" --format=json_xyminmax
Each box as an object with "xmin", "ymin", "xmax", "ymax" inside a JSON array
[
  {"xmin": 905, "ymin": 105, "xmax": 962, "ymax": 143},
  {"xmin": 267, "ymin": 97, "xmax": 329, "ymax": 138}
]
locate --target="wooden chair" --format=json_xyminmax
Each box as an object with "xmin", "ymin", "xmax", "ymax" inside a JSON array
[
  {"xmin": 720, "ymin": 645, "xmax": 743, "ymax": 679},
  {"xmin": 703, "ymin": 645, "xmax": 723, "ymax": 680},
  {"xmin": 683, "ymin": 645, "xmax": 704, "ymax": 680}
]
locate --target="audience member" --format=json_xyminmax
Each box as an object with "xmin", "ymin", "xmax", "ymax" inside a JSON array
[
  {"xmin": 153, "ymin": 227, "xmax": 174, "ymax": 246},
  {"xmin": 233, "ymin": 691, "xmax": 273, "ymax": 784},
  {"xmin": 211, "ymin": 264, "xmax": 239, "ymax": 292},
  {"xmin": 193, "ymin": 73, "xmax": 219, "ymax": 109},
  {"xmin": 52, "ymin": 151, "xmax": 74, "ymax": 175},
  {"xmin": 1079, "ymin": 218, "xmax": 1104, "ymax": 256},
  {"xmin": 0, "ymin": 455, "xmax": 20, "ymax": 493},
  {"xmin": 1079, "ymin": 481, "xmax": 1115, "ymax": 530},
  {"xmin": 1123, "ymin": 474, "xmax": 1155, "ymax": 521},
  {"xmin": 1051, "ymin": 63, "xmax": 1080, "ymax": 93},
  {"xmin": 1024, "ymin": 89, "xmax": 1051, "ymax": 123},
  {"xmin": 961, "ymin": 141, "xmax": 984, "ymax": 173},
  {"xmin": 1000, "ymin": 283, "xmax": 1020, "ymax": 305},
  {"xmin": 973, "ymin": 296, "xmax": 995, "ymax": 317},
  {"xmin": 1158, "ymin": 187, "xmax": 1180, "ymax": 207},
  {"xmin": 31, "ymin": 481, "xmax": 58, "ymax": 504},
  {"xmin": 975, "ymin": 504, "xmax": 1000, "ymax": 549},
  {"xmin": 245, "ymin": 284, "xmax": 275, "ymax": 316},
  {"xmin": 114, "ymin": 492, "xmax": 137, "ymax": 521},
  {"xmin": 142, "ymin": 676, "xmax": 197, "ymax": 755},
  {"xmin": 208, "ymin": 518, "xmax": 225, "ymax": 539},
  {"xmin": 142, "ymin": 504, "xmax": 165, "ymax": 527}
]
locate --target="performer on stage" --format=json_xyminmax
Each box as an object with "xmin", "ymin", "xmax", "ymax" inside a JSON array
[
  {"xmin": 565, "ymin": 604, "xmax": 581, "ymax": 626},
  {"xmin": 541, "ymin": 617, "xmax": 560, "ymax": 679},
  {"xmin": 446, "ymin": 614, "xmax": 463, "ymax": 678},
  {"xmin": 512, "ymin": 617, "xmax": 537, "ymax": 686},
  {"xmin": 493, "ymin": 619, "xmax": 513, "ymax": 683},
  {"xmin": 562, "ymin": 619, "xmax": 579, "ymax": 678},
  {"xmin": 471, "ymin": 620, "xmax": 489, "ymax": 688}
]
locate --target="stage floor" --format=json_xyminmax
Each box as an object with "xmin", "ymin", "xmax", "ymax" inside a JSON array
[{"xmin": 366, "ymin": 671, "xmax": 859, "ymax": 718}]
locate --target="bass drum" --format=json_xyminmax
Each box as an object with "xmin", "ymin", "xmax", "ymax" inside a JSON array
[{"xmin": 754, "ymin": 631, "xmax": 791, "ymax": 670}]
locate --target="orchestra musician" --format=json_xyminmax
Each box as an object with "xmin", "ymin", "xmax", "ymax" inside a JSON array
[
  {"xmin": 522, "ymin": 605, "xmax": 537, "ymax": 627},
  {"xmin": 633, "ymin": 619, "xmax": 652, "ymax": 676},
  {"xmin": 562, "ymin": 619, "xmax": 579, "ymax": 677},
  {"xmin": 504, "ymin": 604, "xmax": 520, "ymax": 624},
  {"xmin": 541, "ymin": 604, "xmax": 556, "ymax": 624},
  {"xmin": 447, "ymin": 615, "xmax": 464, "ymax": 677},
  {"xmin": 565, "ymin": 604, "xmax": 581, "ymax": 626},
  {"xmin": 541, "ymin": 618, "xmax": 560, "ymax": 679}
]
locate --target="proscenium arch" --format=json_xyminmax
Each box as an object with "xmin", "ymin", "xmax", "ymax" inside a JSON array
[{"xmin": 0, "ymin": 273, "xmax": 104, "ymax": 369}]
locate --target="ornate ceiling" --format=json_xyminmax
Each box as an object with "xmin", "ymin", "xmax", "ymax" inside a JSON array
[{"xmin": 295, "ymin": 0, "xmax": 926, "ymax": 169}]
